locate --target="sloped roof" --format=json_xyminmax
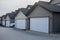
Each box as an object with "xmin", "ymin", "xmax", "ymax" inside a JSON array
[
  {"xmin": 38, "ymin": 1, "xmax": 60, "ymax": 12},
  {"xmin": 1, "ymin": 15, "xmax": 6, "ymax": 20},
  {"xmin": 9, "ymin": 12, "xmax": 16, "ymax": 19},
  {"xmin": 2, "ymin": 15, "xmax": 6, "ymax": 19},
  {"xmin": 6, "ymin": 12, "xmax": 16, "ymax": 19},
  {"xmin": 26, "ymin": 5, "xmax": 32, "ymax": 9},
  {"xmin": 15, "ymin": 5, "xmax": 32, "ymax": 17},
  {"xmin": 15, "ymin": 8, "xmax": 29, "ymax": 17},
  {"xmin": 26, "ymin": 1, "xmax": 60, "ymax": 16},
  {"xmin": 20, "ymin": 8, "xmax": 28, "ymax": 15},
  {"xmin": 26, "ymin": 2, "xmax": 38, "ymax": 16},
  {"xmin": 20, "ymin": 5, "xmax": 32, "ymax": 15}
]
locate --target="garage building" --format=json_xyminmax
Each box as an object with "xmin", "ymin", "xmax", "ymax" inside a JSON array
[
  {"xmin": 26, "ymin": 1, "xmax": 60, "ymax": 33},
  {"xmin": 15, "ymin": 5, "xmax": 32, "ymax": 30}
]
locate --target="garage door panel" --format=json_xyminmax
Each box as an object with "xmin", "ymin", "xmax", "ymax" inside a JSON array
[
  {"xmin": 30, "ymin": 18, "xmax": 49, "ymax": 33},
  {"xmin": 6, "ymin": 21, "xmax": 10, "ymax": 27},
  {"xmin": 15, "ymin": 20, "xmax": 26, "ymax": 29}
]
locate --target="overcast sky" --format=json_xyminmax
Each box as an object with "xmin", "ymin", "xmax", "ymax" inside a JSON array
[{"xmin": 0, "ymin": 0, "xmax": 50, "ymax": 16}]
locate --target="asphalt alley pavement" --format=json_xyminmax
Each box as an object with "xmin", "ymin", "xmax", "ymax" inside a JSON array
[{"xmin": 0, "ymin": 27, "xmax": 60, "ymax": 40}]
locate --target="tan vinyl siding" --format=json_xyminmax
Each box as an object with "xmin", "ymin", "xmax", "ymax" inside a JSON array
[
  {"xmin": 28, "ymin": 6, "xmax": 53, "ymax": 33},
  {"xmin": 6, "ymin": 16, "xmax": 10, "ymax": 21},
  {"xmin": 15, "ymin": 11, "xmax": 27, "ymax": 20},
  {"xmin": 28, "ymin": 6, "xmax": 52, "ymax": 17}
]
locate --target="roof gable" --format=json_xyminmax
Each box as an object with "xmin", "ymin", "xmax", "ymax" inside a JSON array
[
  {"xmin": 15, "ymin": 5, "xmax": 32, "ymax": 17},
  {"xmin": 15, "ymin": 11, "xmax": 27, "ymax": 20},
  {"xmin": 26, "ymin": 2, "xmax": 39, "ymax": 16},
  {"xmin": 28, "ymin": 6, "xmax": 52, "ymax": 17},
  {"xmin": 5, "ymin": 14, "xmax": 10, "ymax": 20}
]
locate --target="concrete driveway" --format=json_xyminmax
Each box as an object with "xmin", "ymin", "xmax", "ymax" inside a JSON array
[{"xmin": 0, "ymin": 27, "xmax": 60, "ymax": 40}]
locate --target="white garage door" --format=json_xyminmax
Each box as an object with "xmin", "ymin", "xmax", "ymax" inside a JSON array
[
  {"xmin": 15, "ymin": 20, "xmax": 26, "ymax": 29},
  {"xmin": 6, "ymin": 21, "xmax": 10, "ymax": 27},
  {"xmin": 30, "ymin": 17, "xmax": 49, "ymax": 33}
]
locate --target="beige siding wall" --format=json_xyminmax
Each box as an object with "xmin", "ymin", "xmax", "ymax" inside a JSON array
[
  {"xmin": 15, "ymin": 11, "xmax": 27, "ymax": 20},
  {"xmin": 28, "ymin": 6, "xmax": 52, "ymax": 17},
  {"xmin": 6, "ymin": 16, "xmax": 10, "ymax": 21},
  {"xmin": 51, "ymin": 0, "xmax": 60, "ymax": 4}
]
